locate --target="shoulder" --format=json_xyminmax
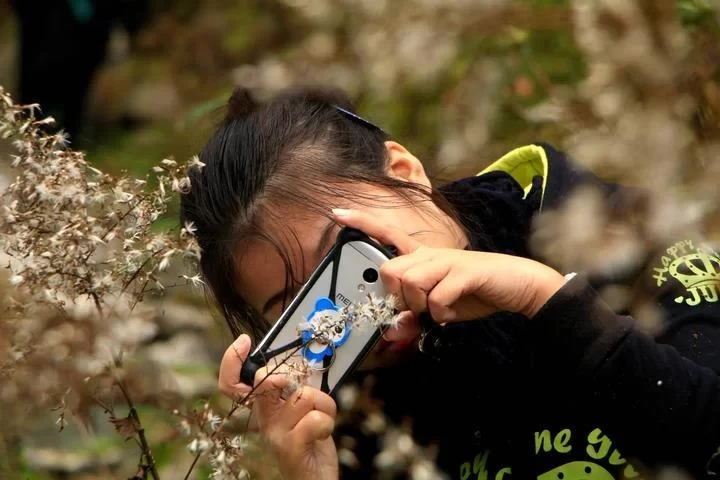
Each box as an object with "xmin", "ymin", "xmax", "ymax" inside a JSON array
[
  {"xmin": 477, "ymin": 142, "xmax": 626, "ymax": 211},
  {"xmin": 489, "ymin": 145, "xmax": 720, "ymax": 369}
]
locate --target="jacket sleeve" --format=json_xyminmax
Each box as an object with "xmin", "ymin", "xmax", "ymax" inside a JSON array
[{"xmin": 530, "ymin": 274, "xmax": 720, "ymax": 478}]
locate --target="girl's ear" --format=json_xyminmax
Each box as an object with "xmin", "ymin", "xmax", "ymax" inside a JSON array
[{"xmin": 384, "ymin": 141, "xmax": 431, "ymax": 188}]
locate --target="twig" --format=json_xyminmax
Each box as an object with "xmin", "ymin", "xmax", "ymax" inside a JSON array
[
  {"xmin": 90, "ymin": 291, "xmax": 104, "ymax": 318},
  {"xmin": 116, "ymin": 379, "xmax": 160, "ymax": 480},
  {"xmin": 130, "ymin": 276, "xmax": 152, "ymax": 311},
  {"xmin": 121, "ymin": 256, "xmax": 154, "ymax": 293},
  {"xmin": 183, "ymin": 450, "xmax": 202, "ymax": 480},
  {"xmin": 182, "ymin": 340, "xmax": 309, "ymax": 480}
]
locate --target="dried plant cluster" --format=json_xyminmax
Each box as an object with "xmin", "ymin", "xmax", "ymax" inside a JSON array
[
  {"xmin": 332, "ymin": 380, "xmax": 448, "ymax": 480},
  {"xmin": 175, "ymin": 401, "xmax": 253, "ymax": 480},
  {"xmin": 0, "ymin": 89, "xmax": 410, "ymax": 478},
  {"xmin": 0, "ymin": 85, "xmax": 206, "ymax": 478},
  {"xmin": 0, "ymin": 85, "xmax": 201, "ymax": 387},
  {"xmin": 176, "ymin": 294, "xmax": 414, "ymax": 479},
  {"xmin": 296, "ymin": 292, "xmax": 400, "ymax": 340},
  {"xmin": 178, "ymin": 294, "xmax": 408, "ymax": 479}
]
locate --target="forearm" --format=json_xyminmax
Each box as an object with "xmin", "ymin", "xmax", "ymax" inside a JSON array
[{"xmin": 530, "ymin": 275, "xmax": 720, "ymax": 477}]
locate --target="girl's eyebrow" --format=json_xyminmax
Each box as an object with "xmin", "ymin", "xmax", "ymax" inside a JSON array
[{"xmin": 261, "ymin": 220, "xmax": 338, "ymax": 315}]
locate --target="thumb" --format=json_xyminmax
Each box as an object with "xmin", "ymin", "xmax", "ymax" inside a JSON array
[
  {"xmin": 233, "ymin": 333, "xmax": 252, "ymax": 358},
  {"xmin": 219, "ymin": 334, "xmax": 253, "ymax": 398}
]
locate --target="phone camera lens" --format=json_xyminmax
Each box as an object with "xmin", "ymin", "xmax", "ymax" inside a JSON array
[{"xmin": 362, "ymin": 268, "xmax": 379, "ymax": 283}]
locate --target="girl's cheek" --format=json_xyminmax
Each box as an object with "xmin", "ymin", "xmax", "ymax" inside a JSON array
[{"xmin": 263, "ymin": 311, "xmax": 281, "ymax": 326}]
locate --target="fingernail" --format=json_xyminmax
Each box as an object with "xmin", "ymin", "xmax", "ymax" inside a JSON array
[
  {"xmin": 393, "ymin": 310, "xmax": 413, "ymax": 328},
  {"xmin": 383, "ymin": 311, "xmax": 412, "ymax": 341},
  {"xmin": 233, "ymin": 334, "xmax": 250, "ymax": 356},
  {"xmin": 382, "ymin": 329, "xmax": 396, "ymax": 341},
  {"xmin": 332, "ymin": 208, "xmax": 351, "ymax": 218},
  {"xmin": 234, "ymin": 334, "xmax": 250, "ymax": 348}
]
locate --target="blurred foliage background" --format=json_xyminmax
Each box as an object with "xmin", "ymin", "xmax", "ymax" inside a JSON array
[
  {"xmin": 0, "ymin": 0, "xmax": 611, "ymax": 174},
  {"xmin": 0, "ymin": 0, "xmax": 719, "ymax": 478},
  {"xmin": 1, "ymin": 0, "xmax": 718, "ymax": 186}
]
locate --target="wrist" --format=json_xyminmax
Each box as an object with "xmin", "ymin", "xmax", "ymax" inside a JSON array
[{"xmin": 523, "ymin": 267, "xmax": 568, "ymax": 319}]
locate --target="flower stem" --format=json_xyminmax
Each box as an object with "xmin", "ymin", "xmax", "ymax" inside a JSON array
[{"xmin": 116, "ymin": 379, "xmax": 160, "ymax": 480}]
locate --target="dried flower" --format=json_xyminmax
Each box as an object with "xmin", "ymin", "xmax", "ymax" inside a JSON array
[{"xmin": 0, "ymin": 86, "xmax": 207, "ymax": 479}]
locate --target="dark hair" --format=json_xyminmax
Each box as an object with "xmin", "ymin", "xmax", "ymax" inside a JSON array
[{"xmin": 180, "ymin": 86, "xmax": 460, "ymax": 341}]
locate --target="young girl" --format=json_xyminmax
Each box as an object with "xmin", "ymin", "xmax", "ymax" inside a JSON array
[{"xmin": 180, "ymin": 87, "xmax": 720, "ymax": 480}]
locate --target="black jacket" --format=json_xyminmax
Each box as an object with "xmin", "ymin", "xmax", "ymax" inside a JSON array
[{"xmin": 336, "ymin": 143, "xmax": 720, "ymax": 480}]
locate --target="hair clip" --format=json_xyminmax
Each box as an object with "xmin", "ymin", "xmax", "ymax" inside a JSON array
[{"xmin": 332, "ymin": 105, "xmax": 387, "ymax": 135}]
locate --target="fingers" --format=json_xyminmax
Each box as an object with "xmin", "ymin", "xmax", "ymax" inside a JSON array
[
  {"xmin": 400, "ymin": 261, "xmax": 450, "ymax": 313},
  {"xmin": 379, "ymin": 247, "xmax": 433, "ymax": 300},
  {"xmin": 426, "ymin": 270, "xmax": 469, "ymax": 322},
  {"xmin": 253, "ymin": 365, "xmax": 337, "ymax": 429},
  {"xmin": 380, "ymin": 250, "xmax": 478, "ymax": 323},
  {"xmin": 382, "ymin": 310, "xmax": 422, "ymax": 342},
  {"xmin": 252, "ymin": 365, "xmax": 338, "ymax": 459},
  {"xmin": 253, "ymin": 366, "xmax": 289, "ymax": 428},
  {"xmin": 292, "ymin": 410, "xmax": 335, "ymax": 443},
  {"xmin": 427, "ymin": 270, "xmax": 495, "ymax": 322},
  {"xmin": 381, "ymin": 250, "xmax": 449, "ymax": 314},
  {"xmin": 278, "ymin": 386, "xmax": 337, "ymax": 432},
  {"xmin": 246, "ymin": 411, "xmax": 260, "ymax": 433},
  {"xmin": 218, "ymin": 334, "xmax": 252, "ymax": 399},
  {"xmin": 332, "ymin": 208, "xmax": 424, "ymax": 254}
]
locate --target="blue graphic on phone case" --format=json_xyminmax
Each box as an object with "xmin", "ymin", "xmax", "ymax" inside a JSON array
[{"xmin": 300, "ymin": 297, "xmax": 351, "ymax": 363}]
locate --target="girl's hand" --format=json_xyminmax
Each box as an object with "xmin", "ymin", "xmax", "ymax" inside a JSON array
[
  {"xmin": 218, "ymin": 336, "xmax": 339, "ymax": 480},
  {"xmin": 253, "ymin": 367, "xmax": 338, "ymax": 480},
  {"xmin": 332, "ymin": 208, "xmax": 567, "ymax": 341}
]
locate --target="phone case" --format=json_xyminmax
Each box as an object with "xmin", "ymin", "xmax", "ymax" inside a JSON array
[{"xmin": 240, "ymin": 228, "xmax": 396, "ymax": 395}]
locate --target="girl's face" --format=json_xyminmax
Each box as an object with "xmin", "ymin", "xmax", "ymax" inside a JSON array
[{"xmin": 233, "ymin": 142, "xmax": 466, "ymax": 368}]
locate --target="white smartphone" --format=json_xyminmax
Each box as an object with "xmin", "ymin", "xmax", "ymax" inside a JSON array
[{"xmin": 240, "ymin": 228, "xmax": 396, "ymax": 395}]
